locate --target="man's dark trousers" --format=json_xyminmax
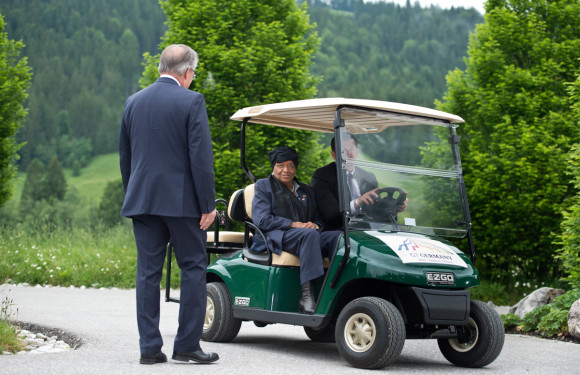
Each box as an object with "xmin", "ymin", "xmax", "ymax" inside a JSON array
[{"xmin": 132, "ymin": 215, "xmax": 207, "ymax": 355}]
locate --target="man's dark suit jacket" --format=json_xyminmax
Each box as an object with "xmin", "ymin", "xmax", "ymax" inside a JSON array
[
  {"xmin": 119, "ymin": 77, "xmax": 215, "ymax": 218},
  {"xmin": 252, "ymin": 177, "xmax": 324, "ymax": 255},
  {"xmin": 311, "ymin": 162, "xmax": 378, "ymax": 230}
]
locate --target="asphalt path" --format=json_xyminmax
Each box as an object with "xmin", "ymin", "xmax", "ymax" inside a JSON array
[{"xmin": 2, "ymin": 284, "xmax": 579, "ymax": 375}]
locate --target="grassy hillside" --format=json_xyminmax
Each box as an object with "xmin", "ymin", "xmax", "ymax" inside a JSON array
[
  {"xmin": 8, "ymin": 153, "xmax": 120, "ymax": 207},
  {"xmin": 66, "ymin": 153, "xmax": 121, "ymax": 204}
]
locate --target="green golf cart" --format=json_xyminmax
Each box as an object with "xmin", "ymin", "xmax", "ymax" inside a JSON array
[{"xmin": 165, "ymin": 98, "xmax": 504, "ymax": 369}]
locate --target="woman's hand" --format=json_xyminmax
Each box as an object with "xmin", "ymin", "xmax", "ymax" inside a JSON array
[{"xmin": 290, "ymin": 221, "xmax": 319, "ymax": 230}]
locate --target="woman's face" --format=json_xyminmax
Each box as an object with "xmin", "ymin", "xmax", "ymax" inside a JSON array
[{"xmin": 272, "ymin": 160, "xmax": 296, "ymax": 186}]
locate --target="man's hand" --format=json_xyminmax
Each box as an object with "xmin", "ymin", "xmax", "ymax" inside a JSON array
[
  {"xmin": 355, "ymin": 187, "xmax": 380, "ymax": 209},
  {"xmin": 200, "ymin": 209, "xmax": 217, "ymax": 230},
  {"xmin": 398, "ymin": 198, "xmax": 409, "ymax": 212},
  {"xmin": 290, "ymin": 221, "xmax": 319, "ymax": 230}
]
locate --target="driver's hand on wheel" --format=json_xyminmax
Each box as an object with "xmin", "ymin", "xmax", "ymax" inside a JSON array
[
  {"xmin": 354, "ymin": 187, "xmax": 380, "ymax": 210},
  {"xmin": 398, "ymin": 197, "xmax": 409, "ymax": 212}
]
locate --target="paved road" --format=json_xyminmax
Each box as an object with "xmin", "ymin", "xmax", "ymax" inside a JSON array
[{"xmin": 2, "ymin": 284, "xmax": 579, "ymax": 375}]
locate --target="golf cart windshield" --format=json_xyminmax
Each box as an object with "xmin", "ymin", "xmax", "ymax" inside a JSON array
[{"xmin": 335, "ymin": 107, "xmax": 467, "ymax": 238}]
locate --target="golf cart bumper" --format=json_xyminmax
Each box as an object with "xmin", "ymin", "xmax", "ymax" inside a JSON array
[{"xmin": 395, "ymin": 286, "xmax": 470, "ymax": 326}]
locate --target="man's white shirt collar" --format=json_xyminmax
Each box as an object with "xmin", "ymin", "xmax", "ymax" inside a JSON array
[{"xmin": 160, "ymin": 74, "xmax": 180, "ymax": 86}]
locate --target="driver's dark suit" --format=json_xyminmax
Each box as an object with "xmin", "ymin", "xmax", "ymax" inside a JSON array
[{"xmin": 311, "ymin": 162, "xmax": 378, "ymax": 231}]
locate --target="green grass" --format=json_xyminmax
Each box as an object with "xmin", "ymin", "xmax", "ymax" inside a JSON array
[
  {"xmin": 66, "ymin": 153, "xmax": 121, "ymax": 204},
  {"xmin": 0, "ymin": 223, "xmax": 182, "ymax": 289},
  {"xmin": 1, "ymin": 288, "xmax": 23, "ymax": 354},
  {"xmin": 0, "ymin": 320, "xmax": 23, "ymax": 354},
  {"xmin": 1, "ymin": 224, "xmax": 136, "ymax": 288}
]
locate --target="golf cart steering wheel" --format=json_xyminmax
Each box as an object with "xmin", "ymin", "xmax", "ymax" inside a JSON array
[{"xmin": 361, "ymin": 187, "xmax": 407, "ymax": 223}]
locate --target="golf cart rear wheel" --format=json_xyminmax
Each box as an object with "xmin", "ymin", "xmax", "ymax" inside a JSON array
[
  {"xmin": 335, "ymin": 297, "xmax": 405, "ymax": 369},
  {"xmin": 202, "ymin": 282, "xmax": 241, "ymax": 342},
  {"xmin": 304, "ymin": 325, "xmax": 335, "ymax": 343},
  {"xmin": 437, "ymin": 300, "xmax": 505, "ymax": 368}
]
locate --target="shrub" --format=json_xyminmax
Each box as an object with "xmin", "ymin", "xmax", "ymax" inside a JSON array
[{"xmin": 519, "ymin": 289, "xmax": 580, "ymax": 337}]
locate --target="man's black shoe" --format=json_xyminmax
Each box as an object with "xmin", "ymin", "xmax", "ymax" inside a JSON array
[
  {"xmin": 140, "ymin": 351, "xmax": 167, "ymax": 365},
  {"xmin": 172, "ymin": 349, "xmax": 219, "ymax": 364}
]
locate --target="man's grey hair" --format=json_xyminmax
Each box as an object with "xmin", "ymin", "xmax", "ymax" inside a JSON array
[{"xmin": 158, "ymin": 44, "xmax": 198, "ymax": 76}]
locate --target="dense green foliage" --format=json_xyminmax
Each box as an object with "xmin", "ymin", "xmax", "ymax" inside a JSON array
[
  {"xmin": 434, "ymin": 0, "xmax": 580, "ymax": 282},
  {"xmin": 555, "ymin": 74, "xmax": 580, "ymax": 289},
  {"xmin": 0, "ymin": 0, "xmax": 166, "ymax": 170},
  {"xmin": 307, "ymin": 0, "xmax": 482, "ymax": 107},
  {"xmin": 0, "ymin": 13, "xmax": 31, "ymax": 208},
  {"xmin": 140, "ymin": 0, "xmax": 326, "ymax": 199}
]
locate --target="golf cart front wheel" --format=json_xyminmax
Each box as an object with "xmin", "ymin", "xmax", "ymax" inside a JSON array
[
  {"xmin": 202, "ymin": 282, "xmax": 241, "ymax": 342},
  {"xmin": 437, "ymin": 300, "xmax": 505, "ymax": 367},
  {"xmin": 335, "ymin": 297, "xmax": 405, "ymax": 369}
]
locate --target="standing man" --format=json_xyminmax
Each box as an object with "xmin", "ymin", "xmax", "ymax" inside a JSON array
[{"xmin": 119, "ymin": 44, "xmax": 218, "ymax": 365}]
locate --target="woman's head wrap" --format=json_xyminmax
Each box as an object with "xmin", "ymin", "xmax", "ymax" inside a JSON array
[{"xmin": 268, "ymin": 146, "xmax": 299, "ymax": 169}]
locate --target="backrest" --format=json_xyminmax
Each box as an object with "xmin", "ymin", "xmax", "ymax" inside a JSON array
[
  {"xmin": 243, "ymin": 184, "xmax": 255, "ymax": 220},
  {"xmin": 227, "ymin": 188, "xmax": 246, "ymax": 222}
]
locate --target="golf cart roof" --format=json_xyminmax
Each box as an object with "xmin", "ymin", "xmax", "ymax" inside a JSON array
[{"xmin": 230, "ymin": 98, "xmax": 464, "ymax": 133}]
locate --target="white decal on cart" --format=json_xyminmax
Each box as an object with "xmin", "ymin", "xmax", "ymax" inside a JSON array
[{"xmin": 371, "ymin": 232, "xmax": 467, "ymax": 268}]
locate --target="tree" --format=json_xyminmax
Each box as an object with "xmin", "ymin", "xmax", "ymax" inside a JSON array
[
  {"xmin": 19, "ymin": 158, "xmax": 44, "ymax": 216},
  {"xmin": 42, "ymin": 156, "xmax": 67, "ymax": 201},
  {"xmin": 555, "ymin": 73, "xmax": 580, "ymax": 289},
  {"xmin": 434, "ymin": 0, "xmax": 580, "ymax": 281},
  {"xmin": 140, "ymin": 0, "xmax": 325, "ymax": 199},
  {"xmin": 0, "ymin": 12, "xmax": 31, "ymax": 208},
  {"xmin": 98, "ymin": 179, "xmax": 125, "ymax": 227}
]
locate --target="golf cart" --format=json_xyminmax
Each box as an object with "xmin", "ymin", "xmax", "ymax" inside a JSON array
[{"xmin": 165, "ymin": 98, "xmax": 504, "ymax": 369}]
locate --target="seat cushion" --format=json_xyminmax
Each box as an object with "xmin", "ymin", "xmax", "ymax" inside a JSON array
[
  {"xmin": 207, "ymin": 231, "xmax": 245, "ymax": 243},
  {"xmin": 228, "ymin": 188, "xmax": 246, "ymax": 222},
  {"xmin": 271, "ymin": 252, "xmax": 330, "ymax": 268},
  {"xmin": 243, "ymin": 184, "xmax": 255, "ymax": 219}
]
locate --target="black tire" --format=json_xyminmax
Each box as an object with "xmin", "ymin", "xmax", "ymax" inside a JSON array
[
  {"xmin": 335, "ymin": 297, "xmax": 405, "ymax": 369},
  {"xmin": 438, "ymin": 300, "xmax": 505, "ymax": 368},
  {"xmin": 202, "ymin": 282, "xmax": 242, "ymax": 342},
  {"xmin": 304, "ymin": 325, "xmax": 335, "ymax": 343}
]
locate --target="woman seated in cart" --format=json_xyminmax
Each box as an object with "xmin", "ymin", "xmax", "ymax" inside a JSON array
[{"xmin": 251, "ymin": 146, "xmax": 341, "ymax": 314}]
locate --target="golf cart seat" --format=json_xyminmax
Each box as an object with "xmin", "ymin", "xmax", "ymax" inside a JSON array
[
  {"xmin": 206, "ymin": 196, "xmax": 245, "ymax": 248},
  {"xmin": 240, "ymin": 184, "xmax": 330, "ymax": 268}
]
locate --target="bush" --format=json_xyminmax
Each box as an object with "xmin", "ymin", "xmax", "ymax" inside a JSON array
[
  {"xmin": 501, "ymin": 313, "xmax": 522, "ymax": 330},
  {"xmin": 516, "ymin": 289, "xmax": 580, "ymax": 337},
  {"xmin": 555, "ymin": 144, "xmax": 580, "ymax": 289}
]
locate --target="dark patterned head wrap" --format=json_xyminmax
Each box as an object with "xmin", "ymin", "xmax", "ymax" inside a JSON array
[{"xmin": 268, "ymin": 146, "xmax": 299, "ymax": 169}]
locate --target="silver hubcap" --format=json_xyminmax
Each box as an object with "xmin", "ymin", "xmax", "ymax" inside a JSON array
[
  {"xmin": 204, "ymin": 296, "xmax": 215, "ymax": 330},
  {"xmin": 344, "ymin": 313, "xmax": 376, "ymax": 353},
  {"xmin": 448, "ymin": 317, "xmax": 479, "ymax": 352}
]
